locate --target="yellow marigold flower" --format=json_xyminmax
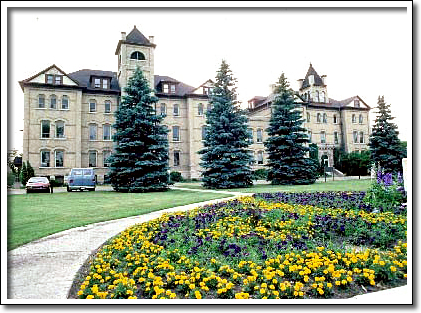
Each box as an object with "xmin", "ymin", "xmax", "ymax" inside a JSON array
[
  {"xmin": 327, "ymin": 283, "xmax": 332, "ymax": 288},
  {"xmin": 128, "ymin": 296, "xmax": 137, "ymax": 299},
  {"xmin": 390, "ymin": 266, "xmax": 397, "ymax": 272},
  {"xmin": 370, "ymin": 280, "xmax": 375, "ymax": 286},
  {"xmin": 189, "ymin": 284, "xmax": 195, "ymax": 290},
  {"xmin": 261, "ymin": 283, "xmax": 267, "ymax": 288},
  {"xmin": 404, "ymin": 274, "xmax": 407, "ymax": 279},
  {"xmin": 260, "ymin": 288, "xmax": 266, "ymax": 294},
  {"xmin": 86, "ymin": 295, "xmax": 94, "ymax": 299},
  {"xmin": 77, "ymin": 290, "xmax": 83, "ymax": 296},
  {"xmin": 195, "ymin": 290, "xmax": 202, "ymax": 299},
  {"xmin": 335, "ymin": 281, "xmax": 341, "ymax": 286},
  {"xmin": 318, "ymin": 288, "xmax": 324, "ymax": 295}
]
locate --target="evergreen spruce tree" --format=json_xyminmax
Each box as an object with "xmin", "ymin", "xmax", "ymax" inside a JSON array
[
  {"xmin": 107, "ymin": 67, "xmax": 169, "ymax": 192},
  {"xmin": 369, "ymin": 96, "xmax": 405, "ymax": 173},
  {"xmin": 199, "ymin": 60, "xmax": 253, "ymax": 189},
  {"xmin": 20, "ymin": 161, "xmax": 28, "ymax": 185},
  {"xmin": 264, "ymin": 73, "xmax": 318, "ymax": 185},
  {"xmin": 26, "ymin": 161, "xmax": 35, "ymax": 179}
]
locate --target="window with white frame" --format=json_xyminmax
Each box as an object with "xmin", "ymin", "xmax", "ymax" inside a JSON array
[
  {"xmin": 40, "ymin": 150, "xmax": 50, "ymax": 167},
  {"xmin": 359, "ymin": 114, "xmax": 363, "ymax": 124},
  {"xmin": 247, "ymin": 128, "xmax": 253, "ymax": 143},
  {"xmin": 173, "ymin": 150, "xmax": 180, "ymax": 167},
  {"xmin": 55, "ymin": 121, "xmax": 65, "ymax": 138},
  {"xmin": 105, "ymin": 100, "xmax": 111, "ymax": 113},
  {"xmin": 88, "ymin": 150, "xmax": 97, "ymax": 167},
  {"xmin": 61, "ymin": 96, "xmax": 69, "ymax": 110},
  {"xmin": 103, "ymin": 150, "xmax": 111, "ymax": 167},
  {"xmin": 55, "ymin": 150, "xmax": 64, "ymax": 167},
  {"xmin": 170, "ymin": 84, "xmax": 176, "ymax": 94},
  {"xmin": 38, "ymin": 95, "xmax": 45, "ymax": 108},
  {"xmin": 41, "ymin": 120, "xmax": 50, "ymax": 138},
  {"xmin": 334, "ymin": 131, "xmax": 339, "ymax": 144},
  {"xmin": 353, "ymin": 131, "xmax": 358, "ymax": 143},
  {"xmin": 89, "ymin": 124, "xmax": 97, "ymax": 140},
  {"xmin": 354, "ymin": 99, "xmax": 360, "ymax": 108},
  {"xmin": 352, "ymin": 114, "xmax": 357, "ymax": 123},
  {"xmin": 257, "ymin": 151, "xmax": 264, "ymax": 165},
  {"xmin": 173, "ymin": 103, "xmax": 179, "ymax": 116},
  {"xmin": 89, "ymin": 100, "xmax": 96, "ymax": 113},
  {"xmin": 321, "ymin": 91, "xmax": 326, "ymax": 103},
  {"xmin": 317, "ymin": 113, "xmax": 322, "ymax": 123},
  {"xmin": 160, "ymin": 103, "xmax": 166, "ymax": 116},
  {"xmin": 50, "ymin": 95, "xmax": 57, "ymax": 109},
  {"xmin": 359, "ymin": 131, "xmax": 364, "ymax": 143},
  {"xmin": 197, "ymin": 103, "xmax": 204, "ymax": 116},
  {"xmin": 103, "ymin": 124, "xmax": 111, "ymax": 141},
  {"xmin": 172, "ymin": 126, "xmax": 180, "ymax": 141},
  {"xmin": 163, "ymin": 84, "xmax": 169, "ymax": 93},
  {"xmin": 323, "ymin": 113, "xmax": 327, "ymax": 124},
  {"xmin": 256, "ymin": 128, "xmax": 263, "ymax": 143},
  {"xmin": 320, "ymin": 131, "xmax": 326, "ymax": 144}
]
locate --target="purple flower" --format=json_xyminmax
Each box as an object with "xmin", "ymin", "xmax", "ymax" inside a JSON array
[
  {"xmin": 377, "ymin": 171, "xmax": 383, "ymax": 184},
  {"xmin": 383, "ymin": 173, "xmax": 393, "ymax": 186},
  {"xmin": 397, "ymin": 172, "xmax": 404, "ymax": 185}
]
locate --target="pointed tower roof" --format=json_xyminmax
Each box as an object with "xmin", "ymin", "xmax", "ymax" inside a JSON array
[
  {"xmin": 300, "ymin": 63, "xmax": 325, "ymax": 90},
  {"xmin": 115, "ymin": 25, "xmax": 156, "ymax": 55}
]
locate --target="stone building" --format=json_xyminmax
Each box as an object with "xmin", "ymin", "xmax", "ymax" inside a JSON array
[{"xmin": 19, "ymin": 26, "xmax": 370, "ymax": 184}]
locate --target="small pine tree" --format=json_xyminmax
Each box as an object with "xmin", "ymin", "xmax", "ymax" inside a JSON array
[
  {"xmin": 20, "ymin": 161, "xmax": 28, "ymax": 185},
  {"xmin": 26, "ymin": 161, "xmax": 35, "ymax": 179},
  {"xmin": 264, "ymin": 73, "xmax": 318, "ymax": 185},
  {"xmin": 106, "ymin": 66, "xmax": 169, "ymax": 192},
  {"xmin": 369, "ymin": 96, "xmax": 405, "ymax": 173},
  {"xmin": 199, "ymin": 60, "xmax": 253, "ymax": 189}
]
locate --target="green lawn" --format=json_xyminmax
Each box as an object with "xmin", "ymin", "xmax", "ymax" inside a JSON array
[
  {"xmin": 175, "ymin": 179, "xmax": 372, "ymax": 193},
  {"xmin": 7, "ymin": 189, "xmax": 233, "ymax": 251}
]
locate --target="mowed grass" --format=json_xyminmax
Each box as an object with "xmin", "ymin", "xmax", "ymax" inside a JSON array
[
  {"xmin": 175, "ymin": 178, "xmax": 372, "ymax": 193},
  {"xmin": 7, "ymin": 189, "xmax": 233, "ymax": 251}
]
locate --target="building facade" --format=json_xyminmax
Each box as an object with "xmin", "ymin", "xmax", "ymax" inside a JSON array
[{"xmin": 20, "ymin": 26, "xmax": 370, "ymax": 184}]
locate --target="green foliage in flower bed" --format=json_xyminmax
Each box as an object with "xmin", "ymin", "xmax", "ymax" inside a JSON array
[{"xmin": 75, "ymin": 196, "xmax": 407, "ymax": 299}]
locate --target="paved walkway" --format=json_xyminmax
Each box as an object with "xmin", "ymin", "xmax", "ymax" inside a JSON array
[{"xmin": 6, "ymin": 186, "xmax": 410, "ymax": 303}]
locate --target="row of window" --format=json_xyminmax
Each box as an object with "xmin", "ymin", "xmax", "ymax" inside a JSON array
[
  {"xmin": 39, "ymin": 150, "xmax": 111, "ymax": 168},
  {"xmin": 303, "ymin": 90, "xmax": 327, "ymax": 103},
  {"xmin": 310, "ymin": 130, "xmax": 365, "ymax": 144},
  {"xmin": 306, "ymin": 112, "xmax": 364, "ymax": 124},
  {"xmin": 39, "ymin": 120, "xmax": 113, "ymax": 141},
  {"xmin": 38, "ymin": 95, "xmax": 113, "ymax": 113},
  {"xmin": 155, "ymin": 103, "xmax": 211, "ymax": 117}
]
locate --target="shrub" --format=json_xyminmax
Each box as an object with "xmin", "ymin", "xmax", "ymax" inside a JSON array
[
  {"xmin": 7, "ymin": 172, "xmax": 16, "ymax": 187},
  {"xmin": 252, "ymin": 169, "xmax": 268, "ymax": 180},
  {"xmin": 170, "ymin": 171, "xmax": 184, "ymax": 183}
]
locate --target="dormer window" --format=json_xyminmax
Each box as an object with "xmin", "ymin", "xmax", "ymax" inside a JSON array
[
  {"xmin": 354, "ymin": 99, "xmax": 360, "ymax": 108},
  {"xmin": 45, "ymin": 74, "xmax": 63, "ymax": 85},
  {"xmin": 203, "ymin": 87, "xmax": 212, "ymax": 95},
  {"xmin": 92, "ymin": 77, "xmax": 111, "ymax": 89},
  {"xmin": 163, "ymin": 84, "xmax": 169, "ymax": 93},
  {"xmin": 170, "ymin": 84, "xmax": 176, "ymax": 94},
  {"xmin": 162, "ymin": 83, "xmax": 176, "ymax": 94}
]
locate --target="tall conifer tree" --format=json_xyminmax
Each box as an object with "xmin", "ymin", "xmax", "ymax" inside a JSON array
[
  {"xmin": 264, "ymin": 73, "xmax": 318, "ymax": 185},
  {"xmin": 107, "ymin": 67, "xmax": 169, "ymax": 192},
  {"xmin": 199, "ymin": 60, "xmax": 253, "ymax": 189},
  {"xmin": 369, "ymin": 96, "xmax": 405, "ymax": 173}
]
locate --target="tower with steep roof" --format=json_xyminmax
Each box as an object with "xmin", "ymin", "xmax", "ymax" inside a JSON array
[
  {"xmin": 298, "ymin": 63, "xmax": 328, "ymax": 103},
  {"xmin": 115, "ymin": 25, "xmax": 156, "ymax": 94}
]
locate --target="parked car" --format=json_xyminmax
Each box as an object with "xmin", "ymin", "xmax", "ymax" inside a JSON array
[
  {"xmin": 67, "ymin": 168, "xmax": 96, "ymax": 192},
  {"xmin": 26, "ymin": 177, "xmax": 50, "ymax": 193}
]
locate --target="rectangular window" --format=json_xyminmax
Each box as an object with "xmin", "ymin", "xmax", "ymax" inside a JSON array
[
  {"xmin": 256, "ymin": 129, "xmax": 263, "ymax": 143},
  {"xmin": 170, "ymin": 84, "xmax": 176, "ymax": 94},
  {"xmin": 247, "ymin": 128, "xmax": 253, "ymax": 143},
  {"xmin": 172, "ymin": 126, "xmax": 180, "ymax": 141},
  {"xmin": 89, "ymin": 151, "xmax": 97, "ymax": 167},
  {"xmin": 173, "ymin": 150, "xmax": 180, "ymax": 167},
  {"xmin": 89, "ymin": 100, "xmax": 96, "ymax": 112},
  {"xmin": 56, "ymin": 121, "xmax": 65, "ymax": 138},
  {"xmin": 55, "ymin": 150, "xmax": 64, "ymax": 167},
  {"xmin": 321, "ymin": 131, "xmax": 326, "ymax": 144},
  {"xmin": 308, "ymin": 131, "xmax": 312, "ymax": 143},
  {"xmin": 62, "ymin": 96, "xmax": 69, "ymax": 110},
  {"xmin": 334, "ymin": 132, "xmax": 339, "ymax": 144},
  {"xmin": 105, "ymin": 101, "xmax": 111, "ymax": 113},
  {"xmin": 359, "ymin": 114, "xmax": 363, "ymax": 124},
  {"xmin": 163, "ymin": 84, "xmax": 169, "ymax": 93},
  {"xmin": 353, "ymin": 131, "xmax": 358, "ymax": 143},
  {"xmin": 103, "ymin": 79, "xmax": 109, "ymax": 89},
  {"xmin": 46, "ymin": 75, "xmax": 54, "ymax": 84},
  {"xmin": 103, "ymin": 150, "xmax": 111, "ymax": 167},
  {"xmin": 95, "ymin": 78, "xmax": 101, "ymax": 88},
  {"xmin": 333, "ymin": 114, "xmax": 338, "ymax": 124},
  {"xmin": 55, "ymin": 75, "xmax": 62, "ymax": 85},
  {"xmin": 41, "ymin": 150, "xmax": 50, "ymax": 167},
  {"xmin": 354, "ymin": 99, "xmax": 360, "ymax": 108},
  {"xmin": 198, "ymin": 104, "xmax": 204, "ymax": 116},
  {"xmin": 103, "ymin": 124, "xmax": 111, "ymax": 140},
  {"xmin": 89, "ymin": 124, "xmax": 97, "ymax": 140},
  {"xmin": 202, "ymin": 126, "xmax": 207, "ymax": 140},
  {"xmin": 173, "ymin": 104, "xmax": 179, "ymax": 116},
  {"xmin": 352, "ymin": 114, "xmax": 357, "ymax": 123},
  {"xmin": 50, "ymin": 96, "xmax": 56, "ymax": 109},
  {"xmin": 359, "ymin": 131, "xmax": 364, "ymax": 143},
  {"xmin": 160, "ymin": 103, "xmax": 166, "ymax": 116},
  {"xmin": 257, "ymin": 151, "xmax": 264, "ymax": 165},
  {"xmin": 39, "ymin": 95, "xmax": 45, "ymax": 108},
  {"xmin": 41, "ymin": 120, "xmax": 50, "ymax": 138}
]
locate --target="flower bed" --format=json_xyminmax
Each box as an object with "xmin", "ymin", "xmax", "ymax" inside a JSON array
[{"xmin": 77, "ymin": 196, "xmax": 407, "ymax": 299}]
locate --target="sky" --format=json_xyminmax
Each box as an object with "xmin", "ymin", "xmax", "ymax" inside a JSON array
[{"xmin": 4, "ymin": 2, "xmax": 413, "ymax": 154}]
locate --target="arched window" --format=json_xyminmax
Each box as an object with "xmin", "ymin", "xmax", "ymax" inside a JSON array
[
  {"xmin": 317, "ymin": 113, "xmax": 322, "ymax": 123},
  {"xmin": 257, "ymin": 151, "xmax": 264, "ymax": 165},
  {"xmin": 38, "ymin": 95, "xmax": 45, "ymax": 108},
  {"xmin": 306, "ymin": 112, "xmax": 310, "ymax": 122},
  {"xmin": 88, "ymin": 150, "xmax": 97, "ymax": 167},
  {"xmin": 130, "ymin": 51, "xmax": 145, "ymax": 60},
  {"xmin": 359, "ymin": 114, "xmax": 363, "ymax": 124},
  {"xmin": 104, "ymin": 100, "xmax": 111, "ymax": 113},
  {"xmin": 333, "ymin": 114, "xmax": 338, "ymax": 124},
  {"xmin": 40, "ymin": 150, "xmax": 50, "ymax": 167},
  {"xmin": 247, "ymin": 128, "xmax": 253, "ymax": 143},
  {"xmin": 198, "ymin": 103, "xmax": 204, "ymax": 116},
  {"xmin": 160, "ymin": 103, "xmax": 166, "ymax": 116},
  {"xmin": 103, "ymin": 150, "xmax": 111, "ymax": 167},
  {"xmin": 315, "ymin": 91, "xmax": 319, "ymax": 102},
  {"xmin": 323, "ymin": 113, "xmax": 327, "ymax": 123},
  {"xmin": 352, "ymin": 114, "xmax": 356, "ymax": 123},
  {"xmin": 320, "ymin": 131, "xmax": 326, "ymax": 144},
  {"xmin": 359, "ymin": 131, "xmax": 364, "ymax": 143},
  {"xmin": 256, "ymin": 129, "xmax": 263, "ymax": 143},
  {"xmin": 172, "ymin": 126, "xmax": 180, "ymax": 141},
  {"xmin": 353, "ymin": 131, "xmax": 358, "ymax": 143},
  {"xmin": 55, "ymin": 120, "xmax": 65, "ymax": 138},
  {"xmin": 334, "ymin": 131, "xmax": 339, "ymax": 144},
  {"xmin": 173, "ymin": 104, "xmax": 180, "ymax": 116},
  {"xmin": 89, "ymin": 123, "xmax": 97, "ymax": 140},
  {"xmin": 89, "ymin": 99, "xmax": 96, "ymax": 113},
  {"xmin": 50, "ymin": 95, "xmax": 57, "ymax": 109},
  {"xmin": 201, "ymin": 125, "xmax": 207, "ymax": 140},
  {"xmin": 55, "ymin": 150, "xmax": 64, "ymax": 167},
  {"xmin": 173, "ymin": 150, "xmax": 180, "ymax": 167},
  {"xmin": 41, "ymin": 120, "xmax": 50, "ymax": 138},
  {"xmin": 62, "ymin": 96, "xmax": 69, "ymax": 110},
  {"xmin": 103, "ymin": 124, "xmax": 111, "ymax": 141}
]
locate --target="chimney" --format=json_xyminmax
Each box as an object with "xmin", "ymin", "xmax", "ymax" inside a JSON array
[
  {"xmin": 270, "ymin": 84, "xmax": 277, "ymax": 93},
  {"xmin": 121, "ymin": 32, "xmax": 126, "ymax": 40},
  {"xmin": 321, "ymin": 75, "xmax": 327, "ymax": 85},
  {"xmin": 149, "ymin": 36, "xmax": 154, "ymax": 44},
  {"xmin": 297, "ymin": 79, "xmax": 304, "ymax": 90}
]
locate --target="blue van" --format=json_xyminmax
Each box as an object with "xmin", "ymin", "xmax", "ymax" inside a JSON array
[{"xmin": 67, "ymin": 168, "xmax": 96, "ymax": 192}]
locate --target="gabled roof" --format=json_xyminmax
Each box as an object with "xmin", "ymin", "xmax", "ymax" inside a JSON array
[
  {"xmin": 154, "ymin": 75, "xmax": 196, "ymax": 96},
  {"xmin": 329, "ymin": 95, "xmax": 371, "ymax": 109},
  {"xmin": 68, "ymin": 69, "xmax": 120, "ymax": 91},
  {"xmin": 19, "ymin": 64, "xmax": 79, "ymax": 91},
  {"xmin": 300, "ymin": 63, "xmax": 325, "ymax": 90}
]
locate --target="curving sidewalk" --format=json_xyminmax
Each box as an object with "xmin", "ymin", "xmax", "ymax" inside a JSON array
[{"xmin": 6, "ymin": 187, "xmax": 410, "ymax": 303}]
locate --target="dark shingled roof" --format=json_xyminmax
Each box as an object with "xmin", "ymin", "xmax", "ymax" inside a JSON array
[
  {"xmin": 126, "ymin": 26, "xmax": 154, "ymax": 47},
  {"xmin": 68, "ymin": 69, "xmax": 120, "ymax": 91},
  {"xmin": 300, "ymin": 63, "xmax": 325, "ymax": 90},
  {"xmin": 154, "ymin": 75, "xmax": 196, "ymax": 96}
]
